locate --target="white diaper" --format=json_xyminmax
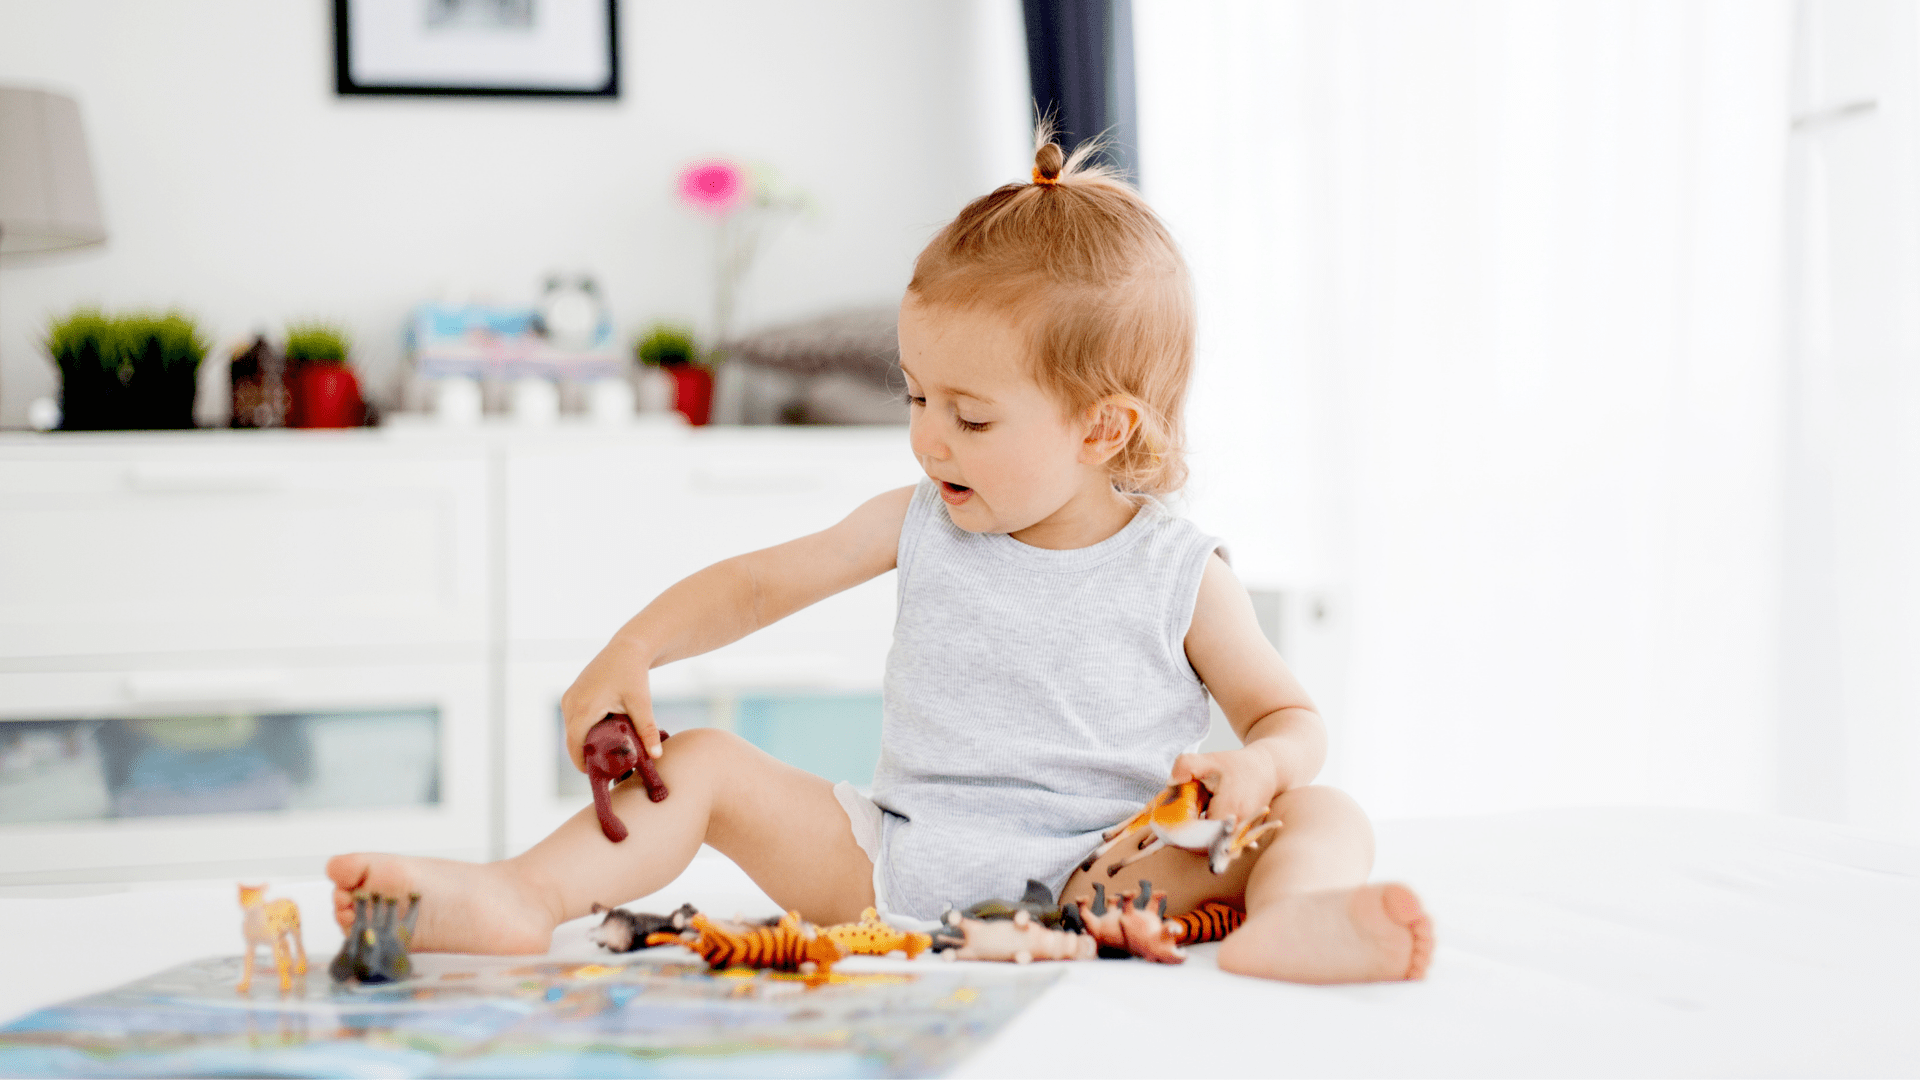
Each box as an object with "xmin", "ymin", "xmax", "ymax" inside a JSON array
[{"xmin": 832, "ymin": 780, "xmax": 892, "ymax": 913}]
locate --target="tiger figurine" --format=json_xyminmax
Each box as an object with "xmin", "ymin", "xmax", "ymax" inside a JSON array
[
  {"xmin": 1079, "ymin": 780, "xmax": 1283, "ymax": 876},
  {"xmin": 822, "ymin": 908, "xmax": 933, "ymax": 959},
  {"xmin": 236, "ymin": 883, "xmax": 307, "ymax": 993},
  {"xmin": 1169, "ymin": 900, "xmax": 1245, "ymax": 944},
  {"xmin": 683, "ymin": 913, "xmax": 845, "ymax": 982}
]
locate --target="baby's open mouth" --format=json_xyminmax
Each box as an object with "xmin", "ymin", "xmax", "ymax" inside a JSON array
[{"xmin": 941, "ymin": 481, "xmax": 971, "ymax": 494}]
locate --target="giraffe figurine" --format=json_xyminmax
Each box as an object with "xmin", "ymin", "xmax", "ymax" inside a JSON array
[{"xmin": 236, "ymin": 883, "xmax": 307, "ymax": 994}]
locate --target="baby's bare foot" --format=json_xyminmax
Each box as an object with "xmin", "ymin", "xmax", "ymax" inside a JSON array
[
  {"xmin": 327, "ymin": 853, "xmax": 558, "ymax": 955},
  {"xmin": 1216, "ymin": 882, "xmax": 1434, "ymax": 984}
]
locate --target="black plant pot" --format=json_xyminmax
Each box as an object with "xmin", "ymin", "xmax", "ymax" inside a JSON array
[{"xmin": 58, "ymin": 341, "xmax": 199, "ymax": 431}]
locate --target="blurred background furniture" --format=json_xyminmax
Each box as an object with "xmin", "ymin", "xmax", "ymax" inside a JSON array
[{"xmin": 0, "ymin": 423, "xmax": 920, "ymax": 883}]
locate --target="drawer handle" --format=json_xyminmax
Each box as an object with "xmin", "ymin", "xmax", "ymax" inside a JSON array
[
  {"xmin": 125, "ymin": 463, "xmax": 283, "ymax": 493},
  {"xmin": 123, "ymin": 670, "xmax": 285, "ymax": 703}
]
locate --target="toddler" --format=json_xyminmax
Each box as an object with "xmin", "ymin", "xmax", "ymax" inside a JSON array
[{"xmin": 328, "ymin": 136, "xmax": 1433, "ymax": 984}]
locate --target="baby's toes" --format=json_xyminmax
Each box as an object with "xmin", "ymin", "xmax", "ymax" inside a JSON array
[{"xmin": 326, "ymin": 853, "xmax": 371, "ymax": 893}]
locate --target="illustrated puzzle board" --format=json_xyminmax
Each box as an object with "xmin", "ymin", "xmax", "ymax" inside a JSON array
[{"xmin": 0, "ymin": 951, "xmax": 1060, "ymax": 1079}]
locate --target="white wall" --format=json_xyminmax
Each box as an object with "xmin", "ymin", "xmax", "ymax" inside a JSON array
[{"xmin": 0, "ymin": 0, "xmax": 1032, "ymax": 425}]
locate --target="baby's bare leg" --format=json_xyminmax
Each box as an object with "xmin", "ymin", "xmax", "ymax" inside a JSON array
[
  {"xmin": 1061, "ymin": 785, "xmax": 1432, "ymax": 983},
  {"xmin": 327, "ymin": 728, "xmax": 874, "ymax": 954},
  {"xmin": 1216, "ymin": 785, "xmax": 1432, "ymax": 982}
]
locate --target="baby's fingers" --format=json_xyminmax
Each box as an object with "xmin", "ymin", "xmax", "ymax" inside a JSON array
[
  {"xmin": 623, "ymin": 709, "xmax": 664, "ymax": 759},
  {"xmin": 1170, "ymin": 753, "xmax": 1224, "ymax": 788}
]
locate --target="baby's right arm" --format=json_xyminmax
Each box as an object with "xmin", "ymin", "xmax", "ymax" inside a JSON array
[{"xmin": 558, "ymin": 484, "xmax": 915, "ymax": 773}]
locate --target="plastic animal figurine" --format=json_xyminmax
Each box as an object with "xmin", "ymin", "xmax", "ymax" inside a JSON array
[
  {"xmin": 822, "ymin": 907, "xmax": 933, "ymax": 959},
  {"xmin": 588, "ymin": 901, "xmax": 699, "ymax": 952},
  {"xmin": 1170, "ymin": 900, "xmax": 1245, "ymax": 944},
  {"xmin": 329, "ymin": 892, "xmax": 421, "ymax": 985},
  {"xmin": 681, "ymin": 912, "xmax": 844, "ymax": 983},
  {"xmin": 1074, "ymin": 882, "xmax": 1129, "ymax": 958},
  {"xmin": 1074, "ymin": 879, "xmax": 1186, "ymax": 964},
  {"xmin": 584, "ymin": 714, "xmax": 671, "ymax": 843},
  {"xmin": 1080, "ymin": 780, "xmax": 1283, "ymax": 876},
  {"xmin": 945, "ymin": 909, "xmax": 1097, "ymax": 963},
  {"xmin": 963, "ymin": 878, "xmax": 1085, "ymax": 933},
  {"xmin": 236, "ymin": 884, "xmax": 307, "ymax": 993}
]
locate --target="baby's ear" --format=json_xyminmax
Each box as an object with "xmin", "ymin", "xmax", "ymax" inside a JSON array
[{"xmin": 1080, "ymin": 396, "xmax": 1143, "ymax": 463}]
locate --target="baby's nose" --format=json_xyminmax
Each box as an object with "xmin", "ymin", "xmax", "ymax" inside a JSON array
[{"xmin": 909, "ymin": 419, "xmax": 949, "ymax": 461}]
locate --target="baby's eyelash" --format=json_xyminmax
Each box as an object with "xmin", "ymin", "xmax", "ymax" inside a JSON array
[{"xmin": 902, "ymin": 391, "xmax": 985, "ymax": 431}]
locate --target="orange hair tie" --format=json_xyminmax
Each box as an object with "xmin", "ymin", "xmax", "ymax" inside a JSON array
[{"xmin": 1031, "ymin": 168, "xmax": 1060, "ymax": 187}]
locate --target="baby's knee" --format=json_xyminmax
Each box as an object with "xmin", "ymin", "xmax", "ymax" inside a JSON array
[
  {"xmin": 654, "ymin": 726, "xmax": 754, "ymax": 780},
  {"xmin": 1273, "ymin": 784, "xmax": 1370, "ymax": 828}
]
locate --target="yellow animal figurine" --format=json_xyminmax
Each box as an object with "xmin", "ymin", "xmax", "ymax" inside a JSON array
[
  {"xmin": 236, "ymin": 883, "xmax": 307, "ymax": 993},
  {"xmin": 822, "ymin": 908, "xmax": 933, "ymax": 959},
  {"xmin": 1079, "ymin": 780, "xmax": 1283, "ymax": 876}
]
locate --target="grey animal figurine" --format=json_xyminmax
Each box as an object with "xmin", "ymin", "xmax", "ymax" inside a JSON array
[
  {"xmin": 961, "ymin": 878, "xmax": 1086, "ymax": 934},
  {"xmin": 329, "ymin": 892, "xmax": 421, "ymax": 985},
  {"xmin": 587, "ymin": 901, "xmax": 699, "ymax": 952}
]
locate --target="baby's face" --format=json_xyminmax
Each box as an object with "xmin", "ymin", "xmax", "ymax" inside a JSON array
[{"xmin": 897, "ymin": 296, "xmax": 1096, "ymax": 535}]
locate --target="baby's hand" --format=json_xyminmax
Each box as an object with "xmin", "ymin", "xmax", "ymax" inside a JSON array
[
  {"xmin": 1170, "ymin": 747, "xmax": 1279, "ymax": 829},
  {"xmin": 559, "ymin": 636, "xmax": 661, "ymax": 774}
]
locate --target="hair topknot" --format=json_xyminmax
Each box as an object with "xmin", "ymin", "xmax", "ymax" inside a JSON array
[
  {"xmin": 907, "ymin": 123, "xmax": 1195, "ymax": 495},
  {"xmin": 1033, "ymin": 142, "xmax": 1065, "ymax": 184}
]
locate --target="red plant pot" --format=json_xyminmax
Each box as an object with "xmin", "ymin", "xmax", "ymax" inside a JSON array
[
  {"xmin": 668, "ymin": 364, "xmax": 712, "ymax": 426},
  {"xmin": 290, "ymin": 362, "xmax": 364, "ymax": 428}
]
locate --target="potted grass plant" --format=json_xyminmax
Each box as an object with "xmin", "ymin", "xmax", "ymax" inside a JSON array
[
  {"xmin": 284, "ymin": 322, "xmax": 364, "ymax": 428},
  {"xmin": 46, "ymin": 309, "xmax": 206, "ymax": 430},
  {"xmin": 635, "ymin": 322, "xmax": 710, "ymax": 425}
]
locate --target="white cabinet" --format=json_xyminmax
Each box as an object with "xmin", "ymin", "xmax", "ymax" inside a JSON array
[
  {"xmin": 0, "ymin": 432, "xmax": 490, "ymax": 658},
  {"xmin": 504, "ymin": 426, "xmax": 919, "ymax": 653},
  {"xmin": 0, "ymin": 660, "xmax": 491, "ymax": 883},
  {"xmin": 0, "ymin": 424, "xmax": 918, "ymax": 881}
]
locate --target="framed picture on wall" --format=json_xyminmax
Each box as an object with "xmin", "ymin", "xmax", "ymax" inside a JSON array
[{"xmin": 334, "ymin": 0, "xmax": 619, "ymax": 98}]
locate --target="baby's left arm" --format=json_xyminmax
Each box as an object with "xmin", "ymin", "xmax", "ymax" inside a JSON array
[{"xmin": 1177, "ymin": 554, "xmax": 1328, "ymax": 827}]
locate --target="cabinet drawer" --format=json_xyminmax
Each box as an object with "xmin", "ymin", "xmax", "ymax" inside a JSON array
[
  {"xmin": 0, "ymin": 661, "xmax": 491, "ymax": 881},
  {"xmin": 505, "ymin": 427, "xmax": 919, "ymax": 646},
  {"xmin": 0, "ymin": 435, "xmax": 489, "ymax": 658}
]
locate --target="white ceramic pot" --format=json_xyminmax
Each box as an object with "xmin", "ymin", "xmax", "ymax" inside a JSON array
[
  {"xmin": 432, "ymin": 378, "xmax": 483, "ymax": 426},
  {"xmin": 510, "ymin": 377, "xmax": 560, "ymax": 426},
  {"xmin": 635, "ymin": 367, "xmax": 675, "ymax": 413},
  {"xmin": 586, "ymin": 378, "xmax": 636, "ymax": 425}
]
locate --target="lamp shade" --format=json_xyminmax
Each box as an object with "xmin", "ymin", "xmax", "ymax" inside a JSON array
[{"xmin": 0, "ymin": 87, "xmax": 105, "ymax": 254}]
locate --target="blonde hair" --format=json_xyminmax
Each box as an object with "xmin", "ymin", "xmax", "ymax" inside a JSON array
[{"xmin": 907, "ymin": 128, "xmax": 1196, "ymax": 495}]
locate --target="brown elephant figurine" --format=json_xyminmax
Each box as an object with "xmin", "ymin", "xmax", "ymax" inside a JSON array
[{"xmin": 584, "ymin": 713, "xmax": 670, "ymax": 842}]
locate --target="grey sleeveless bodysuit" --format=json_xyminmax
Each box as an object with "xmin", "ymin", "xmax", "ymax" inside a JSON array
[{"xmin": 871, "ymin": 478, "xmax": 1222, "ymax": 918}]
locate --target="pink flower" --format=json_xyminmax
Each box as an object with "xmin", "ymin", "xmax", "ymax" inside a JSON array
[{"xmin": 679, "ymin": 160, "xmax": 747, "ymax": 214}]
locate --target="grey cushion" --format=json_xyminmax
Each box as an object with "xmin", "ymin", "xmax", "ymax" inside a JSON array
[{"xmin": 721, "ymin": 307, "xmax": 899, "ymax": 386}]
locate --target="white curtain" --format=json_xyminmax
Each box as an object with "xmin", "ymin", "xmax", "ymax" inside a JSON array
[
  {"xmin": 1137, "ymin": 2, "xmax": 1816, "ymax": 822},
  {"xmin": 1782, "ymin": 0, "xmax": 1920, "ymax": 838}
]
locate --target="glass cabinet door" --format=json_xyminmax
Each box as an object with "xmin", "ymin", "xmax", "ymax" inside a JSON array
[
  {"xmin": 0, "ymin": 708, "xmax": 440, "ymax": 826},
  {"xmin": 0, "ymin": 663, "xmax": 489, "ymax": 883}
]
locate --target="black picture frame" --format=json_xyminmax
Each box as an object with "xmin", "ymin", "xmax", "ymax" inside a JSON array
[{"xmin": 334, "ymin": 0, "xmax": 620, "ymax": 99}]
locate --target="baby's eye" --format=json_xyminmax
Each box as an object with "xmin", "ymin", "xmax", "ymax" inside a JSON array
[
  {"xmin": 907, "ymin": 394, "xmax": 926, "ymax": 408},
  {"xmin": 956, "ymin": 416, "xmax": 991, "ymax": 432}
]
